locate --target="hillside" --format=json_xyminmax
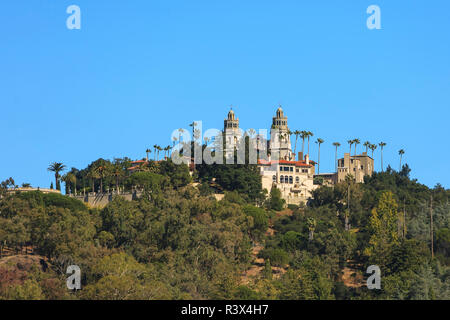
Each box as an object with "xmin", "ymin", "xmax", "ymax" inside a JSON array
[{"xmin": 0, "ymin": 162, "xmax": 449, "ymax": 300}]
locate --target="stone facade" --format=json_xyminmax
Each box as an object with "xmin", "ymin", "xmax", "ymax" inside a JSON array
[
  {"xmin": 259, "ymin": 158, "xmax": 317, "ymax": 206},
  {"xmin": 269, "ymin": 107, "xmax": 293, "ymax": 161},
  {"xmin": 223, "ymin": 108, "xmax": 241, "ymax": 158},
  {"xmin": 337, "ymin": 152, "xmax": 374, "ymax": 183}
]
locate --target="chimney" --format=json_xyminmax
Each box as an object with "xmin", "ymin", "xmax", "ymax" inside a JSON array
[
  {"xmin": 298, "ymin": 151, "xmax": 303, "ymax": 162},
  {"xmin": 305, "ymin": 154, "xmax": 309, "ymax": 165}
]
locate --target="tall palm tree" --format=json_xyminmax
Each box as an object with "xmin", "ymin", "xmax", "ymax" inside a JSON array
[
  {"xmin": 93, "ymin": 164, "xmax": 109, "ymax": 194},
  {"xmin": 398, "ymin": 149, "xmax": 405, "ymax": 171},
  {"xmin": 306, "ymin": 131, "xmax": 314, "ymax": 156},
  {"xmin": 332, "ymin": 142, "xmax": 341, "ymax": 172},
  {"xmin": 363, "ymin": 141, "xmax": 371, "ymax": 153},
  {"xmin": 300, "ymin": 131, "xmax": 307, "ymax": 155},
  {"xmin": 369, "ymin": 143, "xmax": 377, "ymax": 158},
  {"xmin": 293, "ymin": 130, "xmax": 301, "ymax": 157},
  {"xmin": 111, "ymin": 163, "xmax": 124, "ymax": 192},
  {"xmin": 145, "ymin": 148, "xmax": 151, "ymax": 161},
  {"xmin": 87, "ymin": 169, "xmax": 98, "ymax": 193},
  {"xmin": 189, "ymin": 121, "xmax": 196, "ymax": 141},
  {"xmin": 164, "ymin": 146, "xmax": 171, "ymax": 159},
  {"xmin": 347, "ymin": 140, "xmax": 354, "ymax": 177},
  {"xmin": 156, "ymin": 145, "xmax": 162, "ymax": 161},
  {"xmin": 177, "ymin": 128, "xmax": 184, "ymax": 144},
  {"xmin": 379, "ymin": 142, "xmax": 387, "ymax": 171},
  {"xmin": 353, "ymin": 138, "xmax": 360, "ymax": 156},
  {"xmin": 315, "ymin": 138, "xmax": 324, "ymax": 174},
  {"xmin": 153, "ymin": 144, "xmax": 158, "ymax": 160},
  {"xmin": 47, "ymin": 162, "xmax": 66, "ymax": 191},
  {"xmin": 347, "ymin": 139, "xmax": 353, "ymax": 155},
  {"xmin": 62, "ymin": 172, "xmax": 76, "ymax": 195},
  {"xmin": 172, "ymin": 137, "xmax": 178, "ymax": 156}
]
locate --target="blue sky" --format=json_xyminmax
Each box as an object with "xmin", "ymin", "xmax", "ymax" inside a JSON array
[{"xmin": 1, "ymin": 0, "xmax": 449, "ymax": 189}]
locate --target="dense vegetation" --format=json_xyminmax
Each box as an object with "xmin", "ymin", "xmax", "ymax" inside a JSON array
[{"xmin": 0, "ymin": 160, "xmax": 449, "ymax": 300}]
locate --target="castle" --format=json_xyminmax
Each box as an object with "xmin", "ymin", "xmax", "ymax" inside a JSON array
[{"xmin": 222, "ymin": 107, "xmax": 374, "ymax": 206}]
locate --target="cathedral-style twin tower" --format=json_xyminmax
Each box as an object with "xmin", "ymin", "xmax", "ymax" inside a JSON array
[{"xmin": 223, "ymin": 106, "xmax": 293, "ymax": 160}]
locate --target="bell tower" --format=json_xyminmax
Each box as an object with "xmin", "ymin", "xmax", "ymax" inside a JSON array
[
  {"xmin": 223, "ymin": 107, "xmax": 241, "ymax": 158},
  {"xmin": 269, "ymin": 106, "xmax": 292, "ymax": 160}
]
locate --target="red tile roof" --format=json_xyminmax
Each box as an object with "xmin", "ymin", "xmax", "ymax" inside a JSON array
[{"xmin": 258, "ymin": 159, "xmax": 315, "ymax": 167}]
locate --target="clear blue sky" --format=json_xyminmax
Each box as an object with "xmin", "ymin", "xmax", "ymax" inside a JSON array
[{"xmin": 1, "ymin": 0, "xmax": 449, "ymax": 189}]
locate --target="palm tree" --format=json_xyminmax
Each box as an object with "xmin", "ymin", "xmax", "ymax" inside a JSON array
[
  {"xmin": 300, "ymin": 131, "xmax": 307, "ymax": 155},
  {"xmin": 287, "ymin": 129, "xmax": 293, "ymax": 142},
  {"xmin": 145, "ymin": 148, "xmax": 151, "ymax": 161},
  {"xmin": 398, "ymin": 149, "xmax": 405, "ymax": 171},
  {"xmin": 347, "ymin": 139, "xmax": 353, "ymax": 155},
  {"xmin": 153, "ymin": 144, "xmax": 158, "ymax": 160},
  {"xmin": 293, "ymin": 130, "xmax": 301, "ymax": 157},
  {"xmin": 156, "ymin": 145, "xmax": 162, "ymax": 161},
  {"xmin": 177, "ymin": 128, "xmax": 184, "ymax": 143},
  {"xmin": 172, "ymin": 137, "xmax": 178, "ymax": 157},
  {"xmin": 347, "ymin": 140, "xmax": 354, "ymax": 177},
  {"xmin": 315, "ymin": 138, "xmax": 324, "ymax": 174},
  {"xmin": 332, "ymin": 142, "xmax": 341, "ymax": 172},
  {"xmin": 379, "ymin": 142, "xmax": 387, "ymax": 171},
  {"xmin": 306, "ymin": 131, "xmax": 314, "ymax": 156},
  {"xmin": 47, "ymin": 162, "xmax": 66, "ymax": 191},
  {"xmin": 93, "ymin": 164, "xmax": 109, "ymax": 194},
  {"xmin": 363, "ymin": 141, "xmax": 371, "ymax": 153},
  {"xmin": 62, "ymin": 172, "xmax": 77, "ymax": 195},
  {"xmin": 111, "ymin": 163, "xmax": 124, "ymax": 192},
  {"xmin": 369, "ymin": 143, "xmax": 377, "ymax": 158},
  {"xmin": 307, "ymin": 217, "xmax": 316, "ymax": 241},
  {"xmin": 164, "ymin": 146, "xmax": 171, "ymax": 159},
  {"xmin": 87, "ymin": 169, "xmax": 98, "ymax": 193},
  {"xmin": 353, "ymin": 138, "xmax": 360, "ymax": 156},
  {"xmin": 189, "ymin": 121, "xmax": 196, "ymax": 141}
]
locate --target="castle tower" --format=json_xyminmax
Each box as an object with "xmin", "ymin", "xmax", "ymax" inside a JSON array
[
  {"xmin": 269, "ymin": 106, "xmax": 292, "ymax": 160},
  {"xmin": 223, "ymin": 108, "xmax": 241, "ymax": 158}
]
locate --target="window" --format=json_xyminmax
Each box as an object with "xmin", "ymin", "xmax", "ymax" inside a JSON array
[
  {"xmin": 296, "ymin": 177, "xmax": 300, "ymax": 183},
  {"xmin": 280, "ymin": 175, "xmax": 284, "ymax": 183},
  {"xmin": 296, "ymin": 168, "xmax": 299, "ymax": 173},
  {"xmin": 302, "ymin": 169, "xmax": 308, "ymax": 173},
  {"xmin": 273, "ymin": 175, "xmax": 277, "ymax": 182},
  {"xmin": 289, "ymin": 176, "xmax": 293, "ymax": 184},
  {"xmin": 290, "ymin": 167, "xmax": 293, "ymax": 172}
]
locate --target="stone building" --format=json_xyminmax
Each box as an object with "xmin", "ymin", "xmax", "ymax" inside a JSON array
[
  {"xmin": 256, "ymin": 107, "xmax": 317, "ymax": 206},
  {"xmin": 269, "ymin": 107, "xmax": 293, "ymax": 161},
  {"xmin": 223, "ymin": 108, "xmax": 242, "ymax": 158},
  {"xmin": 259, "ymin": 156, "xmax": 316, "ymax": 206},
  {"xmin": 336, "ymin": 152, "xmax": 374, "ymax": 183}
]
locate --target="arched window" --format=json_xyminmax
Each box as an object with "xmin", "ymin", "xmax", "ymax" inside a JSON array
[
  {"xmin": 280, "ymin": 175, "xmax": 284, "ymax": 183},
  {"xmin": 289, "ymin": 176, "xmax": 293, "ymax": 184},
  {"xmin": 273, "ymin": 175, "xmax": 277, "ymax": 183},
  {"xmin": 296, "ymin": 176, "xmax": 300, "ymax": 183}
]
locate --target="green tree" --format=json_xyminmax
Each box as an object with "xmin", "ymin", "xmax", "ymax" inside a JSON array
[
  {"xmin": 315, "ymin": 138, "xmax": 324, "ymax": 174},
  {"xmin": 379, "ymin": 142, "xmax": 387, "ymax": 171},
  {"xmin": 332, "ymin": 142, "xmax": 340, "ymax": 172},
  {"xmin": 268, "ymin": 186, "xmax": 285, "ymax": 211},
  {"xmin": 364, "ymin": 191, "xmax": 399, "ymax": 268},
  {"xmin": 47, "ymin": 162, "xmax": 66, "ymax": 191},
  {"xmin": 398, "ymin": 149, "xmax": 405, "ymax": 171}
]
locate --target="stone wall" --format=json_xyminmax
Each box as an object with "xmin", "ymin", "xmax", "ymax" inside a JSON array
[{"xmin": 70, "ymin": 190, "xmax": 143, "ymax": 208}]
